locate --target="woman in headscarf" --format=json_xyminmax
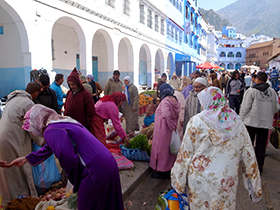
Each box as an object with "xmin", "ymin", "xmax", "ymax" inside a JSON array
[
  {"xmin": 150, "ymin": 83, "xmax": 180, "ymax": 179},
  {"xmin": 93, "ymin": 92, "xmax": 130, "ymax": 146},
  {"xmin": 122, "ymin": 76, "xmax": 139, "ymax": 134},
  {"xmin": 64, "ymin": 68, "xmax": 95, "ymax": 132},
  {"xmin": 10, "ymin": 104, "xmax": 124, "ymax": 210},
  {"xmin": 180, "ymin": 76, "xmax": 193, "ymax": 99},
  {"xmin": 86, "ymin": 74, "xmax": 98, "ymax": 103},
  {"xmin": 171, "ymin": 87, "xmax": 262, "ymax": 210}
]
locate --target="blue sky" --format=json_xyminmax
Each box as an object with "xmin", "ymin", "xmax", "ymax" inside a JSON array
[{"xmin": 199, "ymin": 0, "xmax": 238, "ymax": 11}]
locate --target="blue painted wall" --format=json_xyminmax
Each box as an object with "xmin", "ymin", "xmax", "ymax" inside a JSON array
[{"xmin": 0, "ymin": 66, "xmax": 31, "ymax": 97}]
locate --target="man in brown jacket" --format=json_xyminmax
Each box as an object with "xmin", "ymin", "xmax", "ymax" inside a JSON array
[
  {"xmin": 104, "ymin": 70, "xmax": 123, "ymax": 95},
  {"xmin": 210, "ymin": 72, "xmax": 222, "ymax": 90},
  {"xmin": 219, "ymin": 70, "xmax": 230, "ymax": 92}
]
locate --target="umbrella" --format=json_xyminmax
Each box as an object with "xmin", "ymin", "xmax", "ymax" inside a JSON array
[
  {"xmin": 196, "ymin": 62, "xmax": 220, "ymax": 70},
  {"xmin": 240, "ymin": 65, "xmax": 250, "ymax": 69}
]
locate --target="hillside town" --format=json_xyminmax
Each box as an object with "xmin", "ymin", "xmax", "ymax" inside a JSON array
[{"xmin": 0, "ymin": 0, "xmax": 280, "ymax": 209}]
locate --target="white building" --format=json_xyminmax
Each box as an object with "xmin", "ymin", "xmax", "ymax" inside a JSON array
[
  {"xmin": 206, "ymin": 25, "xmax": 218, "ymax": 64},
  {"xmin": 217, "ymin": 38, "xmax": 246, "ymax": 70},
  {"xmin": 0, "ymin": 0, "xmax": 184, "ymax": 96}
]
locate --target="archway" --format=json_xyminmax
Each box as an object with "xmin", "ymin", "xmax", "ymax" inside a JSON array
[
  {"xmin": 52, "ymin": 17, "xmax": 86, "ymax": 86},
  {"xmin": 118, "ymin": 38, "xmax": 133, "ymax": 81},
  {"xmin": 167, "ymin": 52, "xmax": 174, "ymax": 79},
  {"xmin": 235, "ymin": 63, "xmax": 241, "ymax": 70},
  {"xmin": 0, "ymin": 2, "xmax": 30, "ymax": 96},
  {"xmin": 155, "ymin": 49, "xmax": 164, "ymax": 83},
  {"xmin": 92, "ymin": 29, "xmax": 114, "ymax": 87},
  {"xmin": 139, "ymin": 44, "xmax": 151, "ymax": 87},
  {"xmin": 227, "ymin": 63, "xmax": 234, "ymax": 69}
]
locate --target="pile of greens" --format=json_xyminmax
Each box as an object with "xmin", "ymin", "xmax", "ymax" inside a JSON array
[{"xmin": 125, "ymin": 134, "xmax": 151, "ymax": 156}]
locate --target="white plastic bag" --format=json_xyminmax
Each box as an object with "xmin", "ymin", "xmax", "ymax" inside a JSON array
[{"xmin": 170, "ymin": 130, "xmax": 181, "ymax": 155}]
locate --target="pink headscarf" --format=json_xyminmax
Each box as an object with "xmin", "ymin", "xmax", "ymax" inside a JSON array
[
  {"xmin": 197, "ymin": 87, "xmax": 242, "ymax": 144},
  {"xmin": 22, "ymin": 104, "xmax": 76, "ymax": 137}
]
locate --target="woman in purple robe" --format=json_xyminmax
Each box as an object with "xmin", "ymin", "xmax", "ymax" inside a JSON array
[
  {"xmin": 150, "ymin": 83, "xmax": 180, "ymax": 179},
  {"xmin": 11, "ymin": 104, "xmax": 124, "ymax": 210}
]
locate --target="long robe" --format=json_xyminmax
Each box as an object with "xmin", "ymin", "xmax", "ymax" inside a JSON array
[
  {"xmin": 171, "ymin": 116, "xmax": 262, "ymax": 210},
  {"xmin": 150, "ymin": 96, "xmax": 180, "ymax": 172},
  {"xmin": 0, "ymin": 90, "xmax": 43, "ymax": 206},
  {"xmin": 26, "ymin": 122, "xmax": 124, "ymax": 210},
  {"xmin": 122, "ymin": 84, "xmax": 139, "ymax": 134},
  {"xmin": 174, "ymin": 91, "xmax": 186, "ymax": 140}
]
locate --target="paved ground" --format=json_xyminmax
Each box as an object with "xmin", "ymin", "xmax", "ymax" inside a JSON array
[{"xmin": 123, "ymin": 143, "xmax": 280, "ymax": 210}]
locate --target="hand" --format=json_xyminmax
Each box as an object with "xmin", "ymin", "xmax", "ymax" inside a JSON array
[
  {"xmin": 10, "ymin": 157, "xmax": 28, "ymax": 167},
  {"xmin": 123, "ymin": 136, "xmax": 130, "ymax": 146},
  {"xmin": 92, "ymin": 93, "xmax": 97, "ymax": 96},
  {"xmin": 0, "ymin": 160, "xmax": 13, "ymax": 168},
  {"xmin": 237, "ymin": 89, "xmax": 241, "ymax": 93}
]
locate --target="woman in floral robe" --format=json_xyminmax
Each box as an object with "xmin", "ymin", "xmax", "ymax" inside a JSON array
[{"xmin": 171, "ymin": 87, "xmax": 262, "ymax": 210}]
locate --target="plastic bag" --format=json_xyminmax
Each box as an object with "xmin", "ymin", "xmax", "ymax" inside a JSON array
[
  {"xmin": 270, "ymin": 128, "xmax": 280, "ymax": 149},
  {"xmin": 164, "ymin": 189, "xmax": 189, "ymax": 210},
  {"xmin": 32, "ymin": 143, "xmax": 61, "ymax": 194},
  {"xmin": 120, "ymin": 145, "xmax": 150, "ymax": 162},
  {"xmin": 170, "ymin": 130, "xmax": 181, "ymax": 155}
]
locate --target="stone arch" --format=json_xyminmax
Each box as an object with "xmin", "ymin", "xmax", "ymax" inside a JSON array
[
  {"xmin": 118, "ymin": 37, "xmax": 134, "ymax": 81},
  {"xmin": 52, "ymin": 16, "xmax": 86, "ymax": 86},
  {"xmin": 92, "ymin": 29, "xmax": 114, "ymax": 87},
  {"xmin": 155, "ymin": 49, "xmax": 164, "ymax": 82},
  {"xmin": 227, "ymin": 63, "xmax": 234, "ymax": 69},
  {"xmin": 220, "ymin": 51, "xmax": 226, "ymax": 57},
  {"xmin": 167, "ymin": 52, "xmax": 174, "ymax": 78},
  {"xmin": 139, "ymin": 44, "xmax": 151, "ymax": 87},
  {"xmin": 0, "ymin": 1, "xmax": 30, "ymax": 96}
]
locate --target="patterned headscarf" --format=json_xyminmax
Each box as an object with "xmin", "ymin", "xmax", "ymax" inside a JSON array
[
  {"xmin": 100, "ymin": 92, "xmax": 127, "ymax": 106},
  {"xmin": 22, "ymin": 104, "xmax": 77, "ymax": 137},
  {"xmin": 197, "ymin": 87, "xmax": 242, "ymax": 143},
  {"xmin": 159, "ymin": 83, "xmax": 175, "ymax": 100},
  {"xmin": 86, "ymin": 74, "xmax": 94, "ymax": 81}
]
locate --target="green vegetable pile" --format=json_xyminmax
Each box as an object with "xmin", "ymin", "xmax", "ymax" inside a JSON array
[
  {"xmin": 67, "ymin": 193, "xmax": 78, "ymax": 210},
  {"xmin": 125, "ymin": 134, "xmax": 151, "ymax": 156}
]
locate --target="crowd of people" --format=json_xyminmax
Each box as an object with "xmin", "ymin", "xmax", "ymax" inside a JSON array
[{"xmin": 0, "ymin": 66, "xmax": 279, "ymax": 209}]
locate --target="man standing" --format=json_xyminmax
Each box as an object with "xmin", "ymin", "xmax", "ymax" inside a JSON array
[
  {"xmin": 270, "ymin": 67, "xmax": 279, "ymax": 90},
  {"xmin": 0, "ymin": 82, "xmax": 43, "ymax": 207},
  {"xmin": 219, "ymin": 70, "xmax": 230, "ymax": 92},
  {"xmin": 240, "ymin": 72, "xmax": 280, "ymax": 173},
  {"xmin": 183, "ymin": 77, "xmax": 207, "ymax": 134},
  {"xmin": 50, "ymin": 74, "xmax": 67, "ymax": 112},
  {"xmin": 34, "ymin": 75, "xmax": 60, "ymax": 114},
  {"xmin": 225, "ymin": 70, "xmax": 244, "ymax": 114},
  {"xmin": 30, "ymin": 69, "xmax": 39, "ymax": 82},
  {"xmin": 104, "ymin": 70, "xmax": 123, "ymax": 95},
  {"xmin": 210, "ymin": 72, "xmax": 222, "ymax": 90},
  {"xmin": 79, "ymin": 75, "xmax": 93, "ymax": 94}
]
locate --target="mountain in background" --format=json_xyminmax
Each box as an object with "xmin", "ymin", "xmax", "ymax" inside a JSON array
[
  {"xmin": 217, "ymin": 0, "xmax": 280, "ymax": 38},
  {"xmin": 199, "ymin": 8, "xmax": 232, "ymax": 31}
]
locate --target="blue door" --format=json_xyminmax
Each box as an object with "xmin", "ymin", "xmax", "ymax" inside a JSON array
[
  {"xmin": 92, "ymin": 56, "xmax": 98, "ymax": 81},
  {"xmin": 76, "ymin": 54, "xmax": 80, "ymax": 70},
  {"xmin": 139, "ymin": 61, "xmax": 147, "ymax": 85}
]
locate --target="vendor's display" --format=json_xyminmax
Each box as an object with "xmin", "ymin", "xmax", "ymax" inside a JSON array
[
  {"xmin": 138, "ymin": 91, "xmax": 155, "ymax": 115},
  {"xmin": 270, "ymin": 111, "xmax": 280, "ymax": 149},
  {"xmin": 121, "ymin": 134, "xmax": 151, "ymax": 161}
]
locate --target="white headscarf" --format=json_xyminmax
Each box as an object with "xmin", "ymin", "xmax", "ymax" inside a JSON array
[
  {"xmin": 124, "ymin": 76, "xmax": 133, "ymax": 105},
  {"xmin": 194, "ymin": 77, "xmax": 208, "ymax": 87},
  {"xmin": 197, "ymin": 87, "xmax": 242, "ymax": 144}
]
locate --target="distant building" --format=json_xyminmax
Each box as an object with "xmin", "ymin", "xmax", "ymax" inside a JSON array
[
  {"xmin": 246, "ymin": 38, "xmax": 280, "ymax": 69},
  {"xmin": 222, "ymin": 26, "xmax": 236, "ymax": 39},
  {"xmin": 268, "ymin": 52, "xmax": 280, "ymax": 70},
  {"xmin": 216, "ymin": 26, "xmax": 246, "ymax": 70}
]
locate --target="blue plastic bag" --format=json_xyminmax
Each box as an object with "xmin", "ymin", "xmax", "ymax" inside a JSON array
[
  {"xmin": 163, "ymin": 189, "xmax": 189, "ymax": 210},
  {"xmin": 32, "ymin": 143, "xmax": 61, "ymax": 194},
  {"xmin": 120, "ymin": 144, "xmax": 150, "ymax": 162}
]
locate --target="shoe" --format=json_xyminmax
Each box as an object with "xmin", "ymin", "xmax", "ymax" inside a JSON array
[{"xmin": 151, "ymin": 171, "xmax": 170, "ymax": 179}]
